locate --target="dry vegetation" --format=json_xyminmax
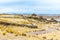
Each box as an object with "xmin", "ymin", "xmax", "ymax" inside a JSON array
[{"xmin": 0, "ymin": 14, "xmax": 60, "ymax": 40}]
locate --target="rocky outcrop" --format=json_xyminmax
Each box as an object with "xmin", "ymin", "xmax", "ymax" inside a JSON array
[{"xmin": 0, "ymin": 21, "xmax": 37, "ymax": 28}]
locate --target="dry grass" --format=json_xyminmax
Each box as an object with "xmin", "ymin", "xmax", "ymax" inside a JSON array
[{"xmin": 0, "ymin": 15, "xmax": 60, "ymax": 40}]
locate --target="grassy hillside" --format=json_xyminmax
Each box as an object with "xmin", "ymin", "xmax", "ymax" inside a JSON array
[{"xmin": 0, "ymin": 14, "xmax": 60, "ymax": 40}]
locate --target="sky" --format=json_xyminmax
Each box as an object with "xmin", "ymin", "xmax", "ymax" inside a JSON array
[{"xmin": 0, "ymin": 0, "xmax": 60, "ymax": 14}]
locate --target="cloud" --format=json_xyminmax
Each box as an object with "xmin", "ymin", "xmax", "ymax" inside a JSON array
[{"xmin": 0, "ymin": 0, "xmax": 60, "ymax": 14}]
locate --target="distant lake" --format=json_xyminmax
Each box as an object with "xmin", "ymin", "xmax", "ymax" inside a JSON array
[
  {"xmin": 47, "ymin": 18, "xmax": 60, "ymax": 21},
  {"xmin": 56, "ymin": 19, "xmax": 60, "ymax": 21},
  {"xmin": 37, "ymin": 14, "xmax": 60, "ymax": 16}
]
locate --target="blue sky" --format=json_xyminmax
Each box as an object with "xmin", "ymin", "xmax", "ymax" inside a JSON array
[{"xmin": 0, "ymin": 0, "xmax": 60, "ymax": 14}]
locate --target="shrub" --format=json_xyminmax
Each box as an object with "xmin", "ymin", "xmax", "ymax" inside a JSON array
[
  {"xmin": 2, "ymin": 31, "xmax": 6, "ymax": 35},
  {"xmin": 22, "ymin": 33, "xmax": 26, "ymax": 36}
]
